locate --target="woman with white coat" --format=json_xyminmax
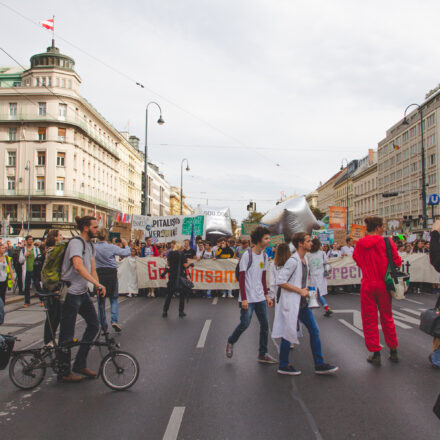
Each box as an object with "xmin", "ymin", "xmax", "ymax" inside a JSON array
[
  {"xmin": 307, "ymin": 238, "xmax": 333, "ymax": 317},
  {"xmin": 272, "ymin": 233, "xmax": 339, "ymax": 376}
]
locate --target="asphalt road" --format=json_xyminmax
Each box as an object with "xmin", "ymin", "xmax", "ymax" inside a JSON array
[{"xmin": 0, "ymin": 291, "xmax": 439, "ymax": 440}]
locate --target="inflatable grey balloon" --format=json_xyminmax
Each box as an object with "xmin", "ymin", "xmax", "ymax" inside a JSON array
[
  {"xmin": 260, "ymin": 196, "xmax": 320, "ymax": 241},
  {"xmin": 198, "ymin": 205, "xmax": 233, "ymax": 237}
]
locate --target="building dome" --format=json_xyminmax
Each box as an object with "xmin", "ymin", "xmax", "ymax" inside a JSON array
[{"xmin": 29, "ymin": 41, "xmax": 75, "ymax": 71}]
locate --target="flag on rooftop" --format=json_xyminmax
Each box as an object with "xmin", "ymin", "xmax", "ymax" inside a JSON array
[{"xmin": 40, "ymin": 18, "xmax": 54, "ymax": 31}]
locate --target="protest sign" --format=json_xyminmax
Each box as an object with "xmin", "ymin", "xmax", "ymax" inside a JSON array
[
  {"xmin": 241, "ymin": 223, "xmax": 259, "ymax": 235},
  {"xmin": 131, "ymin": 214, "xmax": 205, "ymax": 243},
  {"xmin": 312, "ymin": 230, "xmax": 334, "ymax": 245},
  {"xmin": 350, "ymin": 225, "xmax": 366, "ymax": 242},
  {"xmin": 333, "ymin": 229, "xmax": 347, "ymax": 246},
  {"xmin": 329, "ymin": 206, "xmax": 347, "ymax": 229},
  {"xmin": 112, "ymin": 221, "xmax": 132, "ymax": 241},
  {"xmin": 269, "ymin": 234, "xmax": 285, "ymax": 247}
]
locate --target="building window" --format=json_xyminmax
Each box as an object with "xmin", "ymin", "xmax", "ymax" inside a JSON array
[
  {"xmin": 3, "ymin": 204, "xmax": 17, "ymax": 220},
  {"xmin": 52, "ymin": 205, "xmax": 68, "ymax": 222},
  {"xmin": 61, "ymin": 78, "xmax": 65, "ymax": 88},
  {"xmin": 56, "ymin": 178, "xmax": 65, "ymax": 195},
  {"xmin": 58, "ymin": 128, "xmax": 66, "ymax": 142},
  {"xmin": 57, "ymin": 152, "xmax": 65, "ymax": 166},
  {"xmin": 429, "ymin": 153, "xmax": 436, "ymax": 166},
  {"xmin": 38, "ymin": 127, "xmax": 47, "ymax": 141},
  {"xmin": 8, "ymin": 127, "xmax": 17, "ymax": 141},
  {"xmin": 31, "ymin": 204, "xmax": 46, "ymax": 221},
  {"xmin": 36, "ymin": 177, "xmax": 45, "ymax": 191},
  {"xmin": 35, "ymin": 77, "xmax": 40, "ymax": 86},
  {"xmin": 37, "ymin": 151, "xmax": 46, "ymax": 166},
  {"xmin": 58, "ymin": 103, "xmax": 67, "ymax": 119},
  {"xmin": 429, "ymin": 173, "xmax": 437, "ymax": 186},
  {"xmin": 73, "ymin": 206, "xmax": 78, "ymax": 218},
  {"xmin": 9, "ymin": 103, "xmax": 17, "ymax": 118},
  {"xmin": 38, "ymin": 102, "xmax": 46, "ymax": 116},
  {"xmin": 7, "ymin": 151, "xmax": 16, "ymax": 166},
  {"xmin": 7, "ymin": 176, "xmax": 15, "ymax": 191},
  {"xmin": 80, "ymin": 208, "xmax": 85, "ymax": 217},
  {"xmin": 41, "ymin": 77, "xmax": 46, "ymax": 87}
]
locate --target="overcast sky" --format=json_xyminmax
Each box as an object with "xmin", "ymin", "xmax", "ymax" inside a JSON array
[{"xmin": 2, "ymin": 0, "xmax": 440, "ymax": 222}]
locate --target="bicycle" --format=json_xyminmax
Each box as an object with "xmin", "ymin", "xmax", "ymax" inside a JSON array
[{"xmin": 9, "ymin": 292, "xmax": 139, "ymax": 391}]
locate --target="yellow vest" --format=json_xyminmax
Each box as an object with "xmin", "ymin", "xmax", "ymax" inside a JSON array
[{"xmin": 5, "ymin": 256, "xmax": 12, "ymax": 289}]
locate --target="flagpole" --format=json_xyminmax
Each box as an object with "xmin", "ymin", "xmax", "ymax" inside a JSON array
[{"xmin": 52, "ymin": 15, "xmax": 55, "ymax": 46}]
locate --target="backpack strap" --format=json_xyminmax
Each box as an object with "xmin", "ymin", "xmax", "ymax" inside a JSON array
[{"xmin": 246, "ymin": 248, "xmax": 253, "ymax": 271}]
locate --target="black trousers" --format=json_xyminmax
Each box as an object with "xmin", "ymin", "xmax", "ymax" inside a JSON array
[
  {"xmin": 163, "ymin": 283, "xmax": 185, "ymax": 313},
  {"xmin": 0, "ymin": 280, "xmax": 7, "ymax": 305},
  {"xmin": 14, "ymin": 265, "xmax": 23, "ymax": 293},
  {"xmin": 44, "ymin": 295, "xmax": 61, "ymax": 344}
]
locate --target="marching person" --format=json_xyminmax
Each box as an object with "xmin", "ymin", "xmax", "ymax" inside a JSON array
[
  {"xmin": 307, "ymin": 238, "xmax": 333, "ymax": 317},
  {"xmin": 225, "ymin": 226, "xmax": 277, "ymax": 364},
  {"xmin": 341, "ymin": 237, "xmax": 354, "ymax": 257},
  {"xmin": 353, "ymin": 216, "xmax": 402, "ymax": 366},
  {"xmin": 327, "ymin": 243, "xmax": 341, "ymax": 258},
  {"xmin": 19, "ymin": 235, "xmax": 43, "ymax": 307},
  {"xmin": 58, "ymin": 216, "xmax": 106, "ymax": 383},
  {"xmin": 216, "ymin": 238, "xmax": 235, "ymax": 298},
  {"xmin": 273, "ymin": 234, "xmax": 338, "ymax": 375},
  {"xmin": 94, "ymin": 228, "xmax": 131, "ymax": 332},
  {"xmin": 0, "ymin": 244, "xmax": 14, "ymax": 322}
]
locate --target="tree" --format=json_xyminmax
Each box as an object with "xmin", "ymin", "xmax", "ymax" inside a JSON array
[
  {"xmin": 242, "ymin": 211, "xmax": 265, "ymax": 224},
  {"xmin": 310, "ymin": 206, "xmax": 326, "ymax": 221},
  {"xmin": 231, "ymin": 218, "xmax": 239, "ymax": 236}
]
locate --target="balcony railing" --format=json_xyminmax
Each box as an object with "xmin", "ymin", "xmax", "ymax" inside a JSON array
[
  {"xmin": 0, "ymin": 112, "xmax": 119, "ymax": 158},
  {"xmin": 0, "ymin": 189, "xmax": 119, "ymax": 210}
]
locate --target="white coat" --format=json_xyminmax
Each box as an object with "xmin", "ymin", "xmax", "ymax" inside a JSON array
[
  {"xmin": 18, "ymin": 245, "xmax": 41, "ymax": 280},
  {"xmin": 271, "ymin": 252, "xmax": 308, "ymax": 344},
  {"xmin": 307, "ymin": 250, "xmax": 328, "ymax": 296}
]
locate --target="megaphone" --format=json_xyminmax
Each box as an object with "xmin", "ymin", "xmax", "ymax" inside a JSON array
[{"xmin": 307, "ymin": 287, "xmax": 320, "ymax": 308}]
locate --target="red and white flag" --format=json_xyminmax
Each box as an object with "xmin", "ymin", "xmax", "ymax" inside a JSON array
[{"xmin": 41, "ymin": 18, "xmax": 54, "ymax": 31}]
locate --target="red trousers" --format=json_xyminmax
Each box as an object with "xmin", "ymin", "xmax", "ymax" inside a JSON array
[{"xmin": 360, "ymin": 281, "xmax": 398, "ymax": 352}]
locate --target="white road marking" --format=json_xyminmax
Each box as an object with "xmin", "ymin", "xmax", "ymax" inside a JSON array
[
  {"xmin": 196, "ymin": 319, "xmax": 212, "ymax": 348},
  {"xmin": 400, "ymin": 308, "xmax": 422, "ymax": 316},
  {"xmin": 212, "ymin": 297, "xmax": 218, "ymax": 305},
  {"xmin": 404, "ymin": 298, "xmax": 424, "ymax": 305},
  {"xmin": 392, "ymin": 310, "xmax": 420, "ymax": 326},
  {"xmin": 338, "ymin": 319, "xmax": 365, "ymax": 337},
  {"xmin": 332, "ymin": 310, "xmax": 363, "ymax": 329},
  {"xmin": 163, "ymin": 406, "xmax": 185, "ymax": 440},
  {"xmin": 392, "ymin": 320, "xmax": 412, "ymax": 329}
]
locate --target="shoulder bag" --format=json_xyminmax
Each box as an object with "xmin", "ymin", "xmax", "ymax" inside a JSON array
[
  {"xmin": 420, "ymin": 295, "xmax": 440, "ymax": 338},
  {"xmin": 384, "ymin": 237, "xmax": 409, "ymax": 300}
]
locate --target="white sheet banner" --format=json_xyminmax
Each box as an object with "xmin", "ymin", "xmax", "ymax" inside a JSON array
[
  {"xmin": 134, "ymin": 257, "xmax": 239, "ymax": 289},
  {"xmin": 131, "ymin": 214, "xmax": 205, "ymax": 243},
  {"xmin": 326, "ymin": 254, "xmax": 440, "ymax": 285}
]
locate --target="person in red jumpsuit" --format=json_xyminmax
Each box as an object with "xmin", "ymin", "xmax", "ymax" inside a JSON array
[{"xmin": 353, "ymin": 216, "xmax": 402, "ymax": 365}]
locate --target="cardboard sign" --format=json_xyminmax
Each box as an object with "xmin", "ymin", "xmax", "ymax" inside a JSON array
[
  {"xmin": 241, "ymin": 223, "xmax": 260, "ymax": 235},
  {"xmin": 350, "ymin": 224, "xmax": 366, "ymax": 242},
  {"xmin": 329, "ymin": 206, "xmax": 347, "ymax": 229},
  {"xmin": 131, "ymin": 214, "xmax": 205, "ymax": 243},
  {"xmin": 269, "ymin": 234, "xmax": 285, "ymax": 248},
  {"xmin": 111, "ymin": 222, "xmax": 131, "ymax": 241},
  {"xmin": 333, "ymin": 229, "xmax": 347, "ymax": 246}
]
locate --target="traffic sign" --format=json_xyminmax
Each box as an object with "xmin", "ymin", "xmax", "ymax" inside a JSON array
[{"xmin": 428, "ymin": 194, "xmax": 440, "ymax": 205}]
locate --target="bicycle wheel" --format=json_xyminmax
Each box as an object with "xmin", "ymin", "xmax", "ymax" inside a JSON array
[
  {"xmin": 9, "ymin": 352, "xmax": 46, "ymax": 390},
  {"xmin": 100, "ymin": 351, "xmax": 139, "ymax": 391}
]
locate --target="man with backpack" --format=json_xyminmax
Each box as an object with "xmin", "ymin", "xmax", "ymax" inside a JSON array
[
  {"xmin": 19, "ymin": 235, "xmax": 42, "ymax": 307},
  {"xmin": 57, "ymin": 216, "xmax": 106, "ymax": 383},
  {"xmin": 226, "ymin": 226, "xmax": 276, "ymax": 363}
]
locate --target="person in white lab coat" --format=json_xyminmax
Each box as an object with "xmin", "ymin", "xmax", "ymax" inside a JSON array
[
  {"xmin": 272, "ymin": 233, "xmax": 339, "ymax": 376},
  {"xmin": 307, "ymin": 238, "xmax": 333, "ymax": 317}
]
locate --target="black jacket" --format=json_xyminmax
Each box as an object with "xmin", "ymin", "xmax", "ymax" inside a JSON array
[{"xmin": 429, "ymin": 230, "xmax": 440, "ymax": 273}]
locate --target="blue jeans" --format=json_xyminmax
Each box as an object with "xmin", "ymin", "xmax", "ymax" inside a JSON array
[
  {"xmin": 58, "ymin": 292, "xmax": 99, "ymax": 374},
  {"xmin": 318, "ymin": 290, "xmax": 328, "ymax": 307},
  {"xmin": 98, "ymin": 295, "xmax": 119, "ymax": 328},
  {"xmin": 228, "ymin": 300, "xmax": 269, "ymax": 357},
  {"xmin": 0, "ymin": 297, "xmax": 4, "ymax": 325},
  {"xmin": 432, "ymin": 345, "xmax": 440, "ymax": 367},
  {"xmin": 279, "ymin": 307, "xmax": 324, "ymax": 367}
]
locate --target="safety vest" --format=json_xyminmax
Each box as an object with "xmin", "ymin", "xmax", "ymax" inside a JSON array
[{"xmin": 5, "ymin": 256, "xmax": 12, "ymax": 289}]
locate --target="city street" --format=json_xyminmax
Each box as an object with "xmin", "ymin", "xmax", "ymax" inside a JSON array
[{"xmin": 0, "ymin": 291, "xmax": 439, "ymax": 440}]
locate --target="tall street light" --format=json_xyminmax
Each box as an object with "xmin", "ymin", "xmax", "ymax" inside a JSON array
[
  {"xmin": 180, "ymin": 159, "xmax": 190, "ymax": 215},
  {"xmin": 144, "ymin": 102, "xmax": 164, "ymax": 216},
  {"xmin": 340, "ymin": 158, "xmax": 349, "ymax": 234},
  {"xmin": 24, "ymin": 160, "xmax": 31, "ymax": 233},
  {"xmin": 403, "ymin": 103, "xmax": 427, "ymax": 229}
]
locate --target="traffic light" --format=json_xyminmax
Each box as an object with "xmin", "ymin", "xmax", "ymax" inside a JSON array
[{"xmin": 247, "ymin": 201, "xmax": 256, "ymax": 212}]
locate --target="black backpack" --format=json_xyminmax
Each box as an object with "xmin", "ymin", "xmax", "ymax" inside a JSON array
[{"xmin": 33, "ymin": 253, "xmax": 45, "ymax": 282}]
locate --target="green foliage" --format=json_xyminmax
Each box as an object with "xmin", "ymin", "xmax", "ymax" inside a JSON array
[{"xmin": 310, "ymin": 206, "xmax": 326, "ymax": 221}]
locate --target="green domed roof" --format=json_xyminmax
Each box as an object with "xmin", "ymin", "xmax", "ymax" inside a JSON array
[{"xmin": 30, "ymin": 41, "xmax": 75, "ymax": 71}]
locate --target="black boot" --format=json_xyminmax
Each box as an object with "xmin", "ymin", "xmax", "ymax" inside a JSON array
[
  {"xmin": 179, "ymin": 312, "xmax": 186, "ymax": 318},
  {"xmin": 162, "ymin": 311, "xmax": 168, "ymax": 318},
  {"xmin": 389, "ymin": 349, "xmax": 399, "ymax": 363},
  {"xmin": 367, "ymin": 351, "xmax": 381, "ymax": 366}
]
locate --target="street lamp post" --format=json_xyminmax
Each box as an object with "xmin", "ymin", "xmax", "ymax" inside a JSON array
[
  {"xmin": 403, "ymin": 103, "xmax": 427, "ymax": 229},
  {"xmin": 24, "ymin": 160, "xmax": 31, "ymax": 233},
  {"xmin": 340, "ymin": 158, "xmax": 349, "ymax": 234},
  {"xmin": 180, "ymin": 159, "xmax": 190, "ymax": 215},
  {"xmin": 144, "ymin": 102, "xmax": 164, "ymax": 216}
]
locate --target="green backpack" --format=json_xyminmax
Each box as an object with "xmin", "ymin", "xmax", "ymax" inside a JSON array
[{"xmin": 42, "ymin": 237, "xmax": 85, "ymax": 291}]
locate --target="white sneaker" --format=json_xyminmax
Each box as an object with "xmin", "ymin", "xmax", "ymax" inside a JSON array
[
  {"xmin": 222, "ymin": 294, "xmax": 226, "ymax": 298},
  {"xmin": 128, "ymin": 293, "xmax": 132, "ymax": 298},
  {"xmin": 228, "ymin": 294, "xmax": 234, "ymax": 298}
]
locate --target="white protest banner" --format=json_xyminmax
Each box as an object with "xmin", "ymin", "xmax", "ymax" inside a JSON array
[
  {"xmin": 326, "ymin": 254, "xmax": 440, "ymax": 286},
  {"xmin": 134, "ymin": 257, "xmax": 239, "ymax": 289},
  {"xmin": 131, "ymin": 214, "xmax": 205, "ymax": 243}
]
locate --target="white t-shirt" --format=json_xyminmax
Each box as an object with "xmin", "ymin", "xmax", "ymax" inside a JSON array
[
  {"xmin": 327, "ymin": 249, "xmax": 341, "ymax": 258},
  {"xmin": 239, "ymin": 250, "xmax": 267, "ymax": 303},
  {"xmin": 341, "ymin": 246, "xmax": 354, "ymax": 256},
  {"xmin": 196, "ymin": 248, "xmax": 204, "ymax": 259},
  {"xmin": 201, "ymin": 249, "xmax": 216, "ymax": 259}
]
